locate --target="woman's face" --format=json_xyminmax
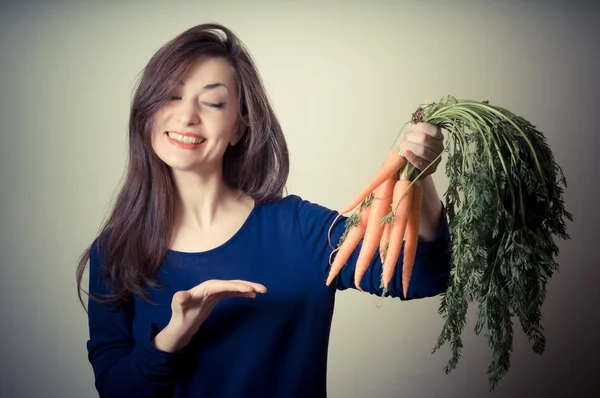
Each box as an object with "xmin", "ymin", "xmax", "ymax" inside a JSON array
[{"xmin": 151, "ymin": 56, "xmax": 244, "ymax": 174}]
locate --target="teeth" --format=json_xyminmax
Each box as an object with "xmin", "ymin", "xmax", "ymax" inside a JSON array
[{"xmin": 168, "ymin": 132, "xmax": 205, "ymax": 144}]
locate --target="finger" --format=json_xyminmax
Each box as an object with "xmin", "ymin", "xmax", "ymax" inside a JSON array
[
  {"xmin": 172, "ymin": 291, "xmax": 195, "ymax": 314},
  {"xmin": 190, "ymin": 281, "xmax": 253, "ymax": 299},
  {"xmin": 225, "ymin": 280, "xmax": 268, "ymax": 293},
  {"xmin": 181, "ymin": 288, "xmax": 255, "ymax": 309},
  {"xmin": 189, "ymin": 289, "xmax": 258, "ymax": 302},
  {"xmin": 404, "ymin": 127, "xmax": 444, "ymax": 149},
  {"xmin": 189, "ymin": 280, "xmax": 266, "ymax": 299},
  {"xmin": 205, "ymin": 279, "xmax": 267, "ymax": 291},
  {"xmin": 405, "ymin": 149, "xmax": 434, "ymax": 172},
  {"xmin": 401, "ymin": 140, "xmax": 439, "ymax": 166},
  {"xmin": 410, "ymin": 122, "xmax": 443, "ymax": 140},
  {"xmin": 216, "ymin": 290, "xmax": 257, "ymax": 300},
  {"xmin": 174, "ymin": 290, "xmax": 192, "ymax": 307},
  {"xmin": 401, "ymin": 131, "xmax": 444, "ymax": 160}
]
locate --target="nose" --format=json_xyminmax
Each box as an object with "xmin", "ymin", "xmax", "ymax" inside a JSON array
[{"xmin": 176, "ymin": 100, "xmax": 201, "ymax": 126}]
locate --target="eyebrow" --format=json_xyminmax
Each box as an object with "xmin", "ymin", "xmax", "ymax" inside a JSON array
[{"xmin": 178, "ymin": 81, "xmax": 227, "ymax": 91}]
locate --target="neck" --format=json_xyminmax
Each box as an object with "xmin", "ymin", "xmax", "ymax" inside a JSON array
[{"xmin": 171, "ymin": 169, "xmax": 239, "ymax": 230}]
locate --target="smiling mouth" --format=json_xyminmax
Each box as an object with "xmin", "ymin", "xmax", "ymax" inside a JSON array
[{"xmin": 166, "ymin": 131, "xmax": 206, "ymax": 145}]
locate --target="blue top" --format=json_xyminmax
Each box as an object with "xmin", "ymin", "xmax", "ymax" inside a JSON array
[{"xmin": 86, "ymin": 194, "xmax": 451, "ymax": 398}]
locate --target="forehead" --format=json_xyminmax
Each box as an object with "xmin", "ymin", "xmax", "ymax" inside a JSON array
[{"xmin": 179, "ymin": 56, "xmax": 236, "ymax": 90}]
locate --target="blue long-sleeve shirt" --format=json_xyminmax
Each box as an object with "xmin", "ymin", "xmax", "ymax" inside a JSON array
[{"xmin": 86, "ymin": 194, "xmax": 451, "ymax": 398}]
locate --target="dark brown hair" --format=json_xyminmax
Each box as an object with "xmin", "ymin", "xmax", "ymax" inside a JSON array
[{"xmin": 76, "ymin": 23, "xmax": 289, "ymax": 310}]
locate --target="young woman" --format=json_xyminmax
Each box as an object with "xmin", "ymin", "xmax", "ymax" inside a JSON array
[{"xmin": 76, "ymin": 23, "xmax": 451, "ymax": 398}]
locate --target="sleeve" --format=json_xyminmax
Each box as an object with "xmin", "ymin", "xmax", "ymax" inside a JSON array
[
  {"xmin": 296, "ymin": 197, "xmax": 451, "ymax": 300},
  {"xmin": 86, "ymin": 238, "xmax": 187, "ymax": 397}
]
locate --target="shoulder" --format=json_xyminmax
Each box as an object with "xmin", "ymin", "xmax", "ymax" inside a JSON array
[
  {"xmin": 87, "ymin": 231, "xmax": 113, "ymax": 275},
  {"xmin": 256, "ymin": 194, "xmax": 343, "ymax": 241},
  {"xmin": 259, "ymin": 194, "xmax": 339, "ymax": 220}
]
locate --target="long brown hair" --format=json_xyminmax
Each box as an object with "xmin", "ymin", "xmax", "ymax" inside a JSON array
[{"xmin": 76, "ymin": 23, "xmax": 289, "ymax": 310}]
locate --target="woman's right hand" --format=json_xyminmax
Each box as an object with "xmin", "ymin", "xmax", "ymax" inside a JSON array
[{"xmin": 152, "ymin": 279, "xmax": 267, "ymax": 353}]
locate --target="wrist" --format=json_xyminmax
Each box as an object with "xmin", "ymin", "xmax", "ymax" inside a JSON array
[
  {"xmin": 418, "ymin": 175, "xmax": 443, "ymax": 241},
  {"xmin": 152, "ymin": 320, "xmax": 194, "ymax": 353}
]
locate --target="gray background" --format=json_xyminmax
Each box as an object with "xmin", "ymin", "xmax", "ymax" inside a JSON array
[{"xmin": 1, "ymin": 0, "xmax": 598, "ymax": 397}]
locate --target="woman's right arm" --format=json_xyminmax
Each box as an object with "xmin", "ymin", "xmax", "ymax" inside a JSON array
[
  {"xmin": 86, "ymin": 239, "xmax": 267, "ymax": 397},
  {"xmin": 86, "ymin": 241, "xmax": 185, "ymax": 398}
]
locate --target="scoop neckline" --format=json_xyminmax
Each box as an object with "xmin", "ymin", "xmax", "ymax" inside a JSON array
[{"xmin": 166, "ymin": 201, "xmax": 261, "ymax": 257}]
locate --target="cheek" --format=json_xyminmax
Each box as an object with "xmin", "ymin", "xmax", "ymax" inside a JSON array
[
  {"xmin": 151, "ymin": 129, "xmax": 163, "ymax": 150},
  {"xmin": 149, "ymin": 125, "xmax": 172, "ymax": 163},
  {"xmin": 225, "ymin": 114, "xmax": 245, "ymax": 141},
  {"xmin": 150, "ymin": 114, "xmax": 167, "ymax": 151}
]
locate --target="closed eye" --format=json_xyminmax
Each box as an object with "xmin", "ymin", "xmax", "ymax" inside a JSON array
[
  {"xmin": 204, "ymin": 102, "xmax": 225, "ymax": 109},
  {"xmin": 168, "ymin": 97, "xmax": 223, "ymax": 108}
]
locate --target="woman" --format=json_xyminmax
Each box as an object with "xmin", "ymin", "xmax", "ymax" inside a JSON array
[{"xmin": 76, "ymin": 23, "xmax": 451, "ymax": 398}]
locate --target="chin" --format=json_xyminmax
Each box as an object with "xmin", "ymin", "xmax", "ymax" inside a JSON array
[
  {"xmin": 159, "ymin": 157, "xmax": 203, "ymax": 173},
  {"xmin": 158, "ymin": 154, "xmax": 219, "ymax": 176}
]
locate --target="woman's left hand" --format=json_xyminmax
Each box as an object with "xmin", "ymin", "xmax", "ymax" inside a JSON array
[{"xmin": 396, "ymin": 119, "xmax": 444, "ymax": 178}]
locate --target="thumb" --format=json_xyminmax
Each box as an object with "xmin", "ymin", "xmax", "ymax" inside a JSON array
[{"xmin": 174, "ymin": 290, "xmax": 192, "ymax": 308}]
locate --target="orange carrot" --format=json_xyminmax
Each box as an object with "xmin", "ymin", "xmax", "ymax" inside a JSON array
[
  {"xmin": 379, "ymin": 174, "xmax": 399, "ymax": 262},
  {"xmin": 402, "ymin": 179, "xmax": 423, "ymax": 298},
  {"xmin": 354, "ymin": 177, "xmax": 396, "ymax": 290},
  {"xmin": 379, "ymin": 220, "xmax": 391, "ymax": 263},
  {"xmin": 341, "ymin": 149, "xmax": 406, "ymax": 214},
  {"xmin": 326, "ymin": 205, "xmax": 371, "ymax": 286},
  {"xmin": 381, "ymin": 179, "xmax": 413, "ymax": 291}
]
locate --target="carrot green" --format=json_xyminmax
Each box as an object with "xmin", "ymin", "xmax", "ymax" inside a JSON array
[{"xmin": 416, "ymin": 96, "xmax": 572, "ymax": 391}]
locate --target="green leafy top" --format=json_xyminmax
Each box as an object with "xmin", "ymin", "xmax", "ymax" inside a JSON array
[{"xmin": 413, "ymin": 96, "xmax": 572, "ymax": 391}]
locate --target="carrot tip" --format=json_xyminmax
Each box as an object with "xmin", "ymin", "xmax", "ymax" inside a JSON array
[{"xmin": 325, "ymin": 273, "xmax": 335, "ymax": 286}]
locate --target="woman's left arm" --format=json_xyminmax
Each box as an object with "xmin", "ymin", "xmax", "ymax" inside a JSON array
[{"xmin": 295, "ymin": 115, "xmax": 452, "ymax": 299}]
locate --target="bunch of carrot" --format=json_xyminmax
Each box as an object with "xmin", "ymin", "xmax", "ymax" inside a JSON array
[
  {"xmin": 325, "ymin": 145, "xmax": 423, "ymax": 298},
  {"xmin": 326, "ymin": 96, "xmax": 572, "ymax": 391}
]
